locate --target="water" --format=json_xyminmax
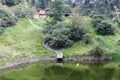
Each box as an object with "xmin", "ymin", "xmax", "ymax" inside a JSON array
[{"xmin": 0, "ymin": 61, "xmax": 120, "ymax": 80}]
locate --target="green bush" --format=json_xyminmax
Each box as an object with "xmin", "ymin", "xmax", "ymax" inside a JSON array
[
  {"xmin": 0, "ymin": 9, "xmax": 17, "ymax": 33},
  {"xmin": 82, "ymin": 33, "xmax": 92, "ymax": 44},
  {"xmin": 92, "ymin": 14, "xmax": 115, "ymax": 35},
  {"xmin": 43, "ymin": 22, "xmax": 72, "ymax": 48},
  {"xmin": 95, "ymin": 21, "xmax": 114, "ymax": 35},
  {"xmin": 91, "ymin": 14, "xmax": 106, "ymax": 20},
  {"xmin": 89, "ymin": 45, "xmax": 105, "ymax": 57},
  {"xmin": 117, "ymin": 40, "xmax": 120, "ymax": 45},
  {"xmin": 1, "ymin": 0, "xmax": 20, "ymax": 6},
  {"xmin": 13, "ymin": 4, "xmax": 35, "ymax": 18},
  {"xmin": 116, "ymin": 20, "xmax": 120, "ymax": 28},
  {"xmin": 49, "ymin": 30, "xmax": 73, "ymax": 48},
  {"xmin": 68, "ymin": 26, "xmax": 86, "ymax": 41},
  {"xmin": 92, "ymin": 19, "xmax": 102, "ymax": 27},
  {"xmin": 64, "ymin": 5, "xmax": 72, "ymax": 17}
]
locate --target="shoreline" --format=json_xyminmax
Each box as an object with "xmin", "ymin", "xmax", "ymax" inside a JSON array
[{"xmin": 0, "ymin": 56, "xmax": 112, "ymax": 71}]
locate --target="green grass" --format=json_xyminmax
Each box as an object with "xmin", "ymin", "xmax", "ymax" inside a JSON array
[
  {"xmin": 62, "ymin": 17, "xmax": 120, "ymax": 57},
  {"xmin": 0, "ymin": 18, "xmax": 55, "ymax": 66},
  {"xmin": 0, "ymin": 17, "xmax": 120, "ymax": 65}
]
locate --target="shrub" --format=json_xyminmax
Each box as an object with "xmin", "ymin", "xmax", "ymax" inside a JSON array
[
  {"xmin": 82, "ymin": 33, "xmax": 92, "ymax": 44},
  {"xmin": 92, "ymin": 19, "xmax": 102, "ymax": 27},
  {"xmin": 1, "ymin": 19, "xmax": 16, "ymax": 27},
  {"xmin": 89, "ymin": 45, "xmax": 105, "ymax": 57},
  {"xmin": 0, "ymin": 9, "xmax": 17, "ymax": 33},
  {"xmin": 49, "ymin": 30, "xmax": 73, "ymax": 48},
  {"xmin": 91, "ymin": 14, "xmax": 106, "ymax": 20},
  {"xmin": 116, "ymin": 20, "xmax": 120, "ymax": 28},
  {"xmin": 13, "ymin": 4, "xmax": 35, "ymax": 18},
  {"xmin": 117, "ymin": 40, "xmax": 120, "ymax": 45},
  {"xmin": 43, "ymin": 22, "xmax": 72, "ymax": 48},
  {"xmin": 64, "ymin": 5, "xmax": 72, "ymax": 17},
  {"xmin": 95, "ymin": 21, "xmax": 115, "ymax": 35},
  {"xmin": 68, "ymin": 26, "xmax": 86, "ymax": 41},
  {"xmin": 1, "ymin": 0, "xmax": 20, "ymax": 6}
]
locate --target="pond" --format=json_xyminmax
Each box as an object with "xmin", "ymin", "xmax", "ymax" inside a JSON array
[{"xmin": 0, "ymin": 61, "xmax": 120, "ymax": 80}]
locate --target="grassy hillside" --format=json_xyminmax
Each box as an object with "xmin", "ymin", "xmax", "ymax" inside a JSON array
[
  {"xmin": 0, "ymin": 17, "xmax": 120, "ymax": 66},
  {"xmin": 0, "ymin": 18, "xmax": 54, "ymax": 66},
  {"xmin": 62, "ymin": 17, "xmax": 120, "ymax": 58}
]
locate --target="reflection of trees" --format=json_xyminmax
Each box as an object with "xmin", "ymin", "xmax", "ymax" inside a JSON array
[
  {"xmin": 42, "ymin": 66, "xmax": 90, "ymax": 80},
  {"xmin": 115, "ymin": 69, "xmax": 120, "ymax": 80},
  {"xmin": 41, "ymin": 63, "xmax": 118, "ymax": 80}
]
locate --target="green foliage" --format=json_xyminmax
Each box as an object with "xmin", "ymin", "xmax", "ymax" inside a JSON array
[
  {"xmin": 92, "ymin": 19, "xmax": 102, "ymax": 28},
  {"xmin": 43, "ymin": 18, "xmax": 87, "ymax": 48},
  {"xmin": 92, "ymin": 14, "xmax": 115, "ymax": 35},
  {"xmin": 81, "ymin": 0, "xmax": 120, "ymax": 18},
  {"xmin": 90, "ymin": 45, "xmax": 105, "ymax": 57},
  {"xmin": 117, "ymin": 40, "xmax": 120, "ymax": 45},
  {"xmin": 116, "ymin": 20, "xmax": 120, "ymax": 28},
  {"xmin": 13, "ymin": 4, "xmax": 35, "ymax": 18},
  {"xmin": 49, "ymin": 32, "xmax": 73, "ymax": 48},
  {"xmin": 0, "ymin": 9, "xmax": 17, "ymax": 33},
  {"xmin": 95, "ymin": 21, "xmax": 115, "ymax": 35},
  {"xmin": 1, "ymin": 0, "xmax": 20, "ymax": 6},
  {"xmin": 91, "ymin": 14, "xmax": 106, "ymax": 20},
  {"xmin": 68, "ymin": 26, "xmax": 86, "ymax": 41},
  {"xmin": 43, "ymin": 22, "xmax": 72, "ymax": 48},
  {"xmin": 64, "ymin": 4, "xmax": 72, "ymax": 17},
  {"xmin": 82, "ymin": 33, "xmax": 92, "ymax": 44},
  {"xmin": 51, "ymin": 0, "xmax": 64, "ymax": 24}
]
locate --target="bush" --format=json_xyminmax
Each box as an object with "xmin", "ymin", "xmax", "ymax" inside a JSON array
[
  {"xmin": 0, "ymin": 9, "xmax": 17, "ymax": 33},
  {"xmin": 92, "ymin": 19, "xmax": 102, "ymax": 27},
  {"xmin": 43, "ymin": 22, "xmax": 72, "ymax": 48},
  {"xmin": 64, "ymin": 5, "xmax": 72, "ymax": 17},
  {"xmin": 82, "ymin": 33, "xmax": 92, "ymax": 44},
  {"xmin": 117, "ymin": 40, "xmax": 120, "ymax": 45},
  {"xmin": 91, "ymin": 14, "xmax": 106, "ymax": 20},
  {"xmin": 49, "ymin": 30, "xmax": 73, "ymax": 48},
  {"xmin": 68, "ymin": 26, "xmax": 86, "ymax": 41},
  {"xmin": 95, "ymin": 21, "xmax": 115, "ymax": 35},
  {"xmin": 116, "ymin": 20, "xmax": 120, "ymax": 28},
  {"xmin": 1, "ymin": 0, "xmax": 20, "ymax": 6},
  {"xmin": 90, "ymin": 45, "xmax": 105, "ymax": 57},
  {"xmin": 13, "ymin": 4, "xmax": 35, "ymax": 18}
]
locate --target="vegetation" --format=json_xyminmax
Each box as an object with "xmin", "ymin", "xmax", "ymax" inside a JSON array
[
  {"xmin": 0, "ymin": 0, "xmax": 120, "ymax": 65},
  {"xmin": 0, "ymin": 9, "xmax": 17, "ymax": 33},
  {"xmin": 1, "ymin": 0, "xmax": 21, "ymax": 6},
  {"xmin": 13, "ymin": 3, "xmax": 35, "ymax": 18},
  {"xmin": 1, "ymin": 1, "xmax": 120, "ymax": 80},
  {"xmin": 0, "ymin": 18, "xmax": 54, "ymax": 66},
  {"xmin": 89, "ymin": 44, "xmax": 105, "ymax": 57}
]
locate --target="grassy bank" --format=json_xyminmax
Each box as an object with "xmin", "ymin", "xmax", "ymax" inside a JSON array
[
  {"xmin": 0, "ymin": 17, "xmax": 120, "ymax": 66},
  {"xmin": 0, "ymin": 18, "xmax": 54, "ymax": 66}
]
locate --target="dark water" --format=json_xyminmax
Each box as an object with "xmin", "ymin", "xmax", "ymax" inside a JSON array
[{"xmin": 0, "ymin": 61, "xmax": 120, "ymax": 80}]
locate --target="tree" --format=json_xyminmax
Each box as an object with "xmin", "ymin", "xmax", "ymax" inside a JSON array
[
  {"xmin": 1, "ymin": 0, "xmax": 20, "ymax": 6},
  {"xmin": 51, "ymin": 0, "xmax": 64, "ymax": 24},
  {"xmin": 80, "ymin": 0, "xmax": 120, "ymax": 18}
]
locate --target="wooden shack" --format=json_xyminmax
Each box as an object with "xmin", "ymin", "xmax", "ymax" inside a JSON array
[{"xmin": 37, "ymin": 9, "xmax": 46, "ymax": 17}]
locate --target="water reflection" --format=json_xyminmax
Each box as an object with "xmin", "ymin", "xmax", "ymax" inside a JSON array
[
  {"xmin": 42, "ymin": 62, "xmax": 120, "ymax": 80},
  {"xmin": 0, "ymin": 62, "xmax": 120, "ymax": 80}
]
